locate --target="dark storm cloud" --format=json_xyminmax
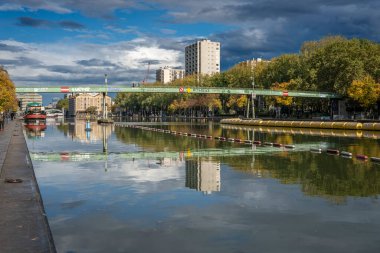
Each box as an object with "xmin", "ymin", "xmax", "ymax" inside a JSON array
[
  {"xmin": 0, "ymin": 43, "xmax": 25, "ymax": 52},
  {"xmin": 16, "ymin": 17, "xmax": 85, "ymax": 30},
  {"xmin": 47, "ymin": 65, "xmax": 80, "ymax": 74},
  {"xmin": 76, "ymin": 59, "xmax": 117, "ymax": 67},
  {"xmin": 139, "ymin": 59, "xmax": 160, "ymax": 65},
  {"xmin": 17, "ymin": 16, "xmax": 51, "ymax": 27},
  {"xmin": 0, "ymin": 56, "xmax": 42, "ymax": 66},
  {"xmin": 59, "ymin": 20, "xmax": 85, "ymax": 30}
]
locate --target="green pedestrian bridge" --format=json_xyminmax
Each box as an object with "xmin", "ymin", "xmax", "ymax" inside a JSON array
[{"xmin": 15, "ymin": 86, "xmax": 340, "ymax": 98}]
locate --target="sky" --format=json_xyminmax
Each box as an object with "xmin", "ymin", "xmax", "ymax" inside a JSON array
[{"xmin": 1, "ymin": 0, "xmax": 380, "ymax": 95}]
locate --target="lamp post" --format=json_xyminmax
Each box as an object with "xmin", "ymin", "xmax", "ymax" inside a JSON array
[
  {"xmin": 105, "ymin": 74, "xmax": 108, "ymax": 119},
  {"xmin": 251, "ymin": 69, "xmax": 255, "ymax": 119},
  {"xmin": 102, "ymin": 74, "xmax": 108, "ymax": 119}
]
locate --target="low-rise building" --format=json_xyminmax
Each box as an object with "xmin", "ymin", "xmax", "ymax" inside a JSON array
[
  {"xmin": 68, "ymin": 93, "xmax": 111, "ymax": 116},
  {"xmin": 156, "ymin": 66, "xmax": 185, "ymax": 84},
  {"xmin": 239, "ymin": 58, "xmax": 271, "ymax": 67}
]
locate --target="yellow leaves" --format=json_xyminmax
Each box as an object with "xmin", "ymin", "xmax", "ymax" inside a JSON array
[
  {"xmin": 0, "ymin": 67, "xmax": 17, "ymax": 112},
  {"xmin": 347, "ymin": 75, "xmax": 380, "ymax": 108},
  {"xmin": 227, "ymin": 95, "xmax": 247, "ymax": 109},
  {"xmin": 271, "ymin": 82, "xmax": 293, "ymax": 106}
]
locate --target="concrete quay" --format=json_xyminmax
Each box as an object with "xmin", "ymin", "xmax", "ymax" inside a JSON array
[{"xmin": 0, "ymin": 120, "xmax": 56, "ymax": 253}]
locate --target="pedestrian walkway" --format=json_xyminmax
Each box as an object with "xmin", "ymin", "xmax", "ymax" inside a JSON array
[{"xmin": 0, "ymin": 120, "xmax": 56, "ymax": 253}]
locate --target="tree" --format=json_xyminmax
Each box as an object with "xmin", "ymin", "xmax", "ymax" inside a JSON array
[
  {"xmin": 85, "ymin": 106, "xmax": 98, "ymax": 115},
  {"xmin": 0, "ymin": 66, "xmax": 17, "ymax": 112},
  {"xmin": 347, "ymin": 75, "xmax": 380, "ymax": 109},
  {"xmin": 56, "ymin": 98, "xmax": 69, "ymax": 110}
]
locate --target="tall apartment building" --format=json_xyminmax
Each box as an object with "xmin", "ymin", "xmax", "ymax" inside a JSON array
[
  {"xmin": 156, "ymin": 66, "xmax": 185, "ymax": 84},
  {"xmin": 17, "ymin": 93, "xmax": 43, "ymax": 111},
  {"xmin": 185, "ymin": 39, "xmax": 220, "ymax": 76},
  {"xmin": 68, "ymin": 93, "xmax": 111, "ymax": 116}
]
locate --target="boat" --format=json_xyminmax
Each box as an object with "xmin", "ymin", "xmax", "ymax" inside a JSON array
[
  {"xmin": 46, "ymin": 109, "xmax": 64, "ymax": 118},
  {"xmin": 24, "ymin": 102, "xmax": 47, "ymax": 122}
]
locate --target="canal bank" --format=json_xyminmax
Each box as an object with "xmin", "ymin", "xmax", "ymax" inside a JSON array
[
  {"xmin": 221, "ymin": 118, "xmax": 380, "ymax": 131},
  {"xmin": 0, "ymin": 120, "xmax": 56, "ymax": 253}
]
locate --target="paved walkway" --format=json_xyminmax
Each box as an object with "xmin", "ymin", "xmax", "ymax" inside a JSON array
[{"xmin": 0, "ymin": 120, "xmax": 56, "ymax": 253}]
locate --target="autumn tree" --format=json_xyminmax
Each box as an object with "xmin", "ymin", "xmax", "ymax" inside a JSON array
[
  {"xmin": 347, "ymin": 75, "xmax": 380, "ymax": 109},
  {"xmin": 0, "ymin": 66, "xmax": 17, "ymax": 112}
]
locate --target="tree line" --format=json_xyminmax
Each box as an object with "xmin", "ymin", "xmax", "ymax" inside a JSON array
[{"xmin": 114, "ymin": 36, "xmax": 380, "ymax": 118}]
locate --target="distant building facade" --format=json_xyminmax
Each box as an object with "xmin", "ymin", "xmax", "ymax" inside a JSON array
[
  {"xmin": 17, "ymin": 93, "xmax": 43, "ymax": 111},
  {"xmin": 185, "ymin": 39, "xmax": 220, "ymax": 76},
  {"xmin": 68, "ymin": 93, "xmax": 111, "ymax": 116},
  {"xmin": 239, "ymin": 58, "xmax": 270, "ymax": 67},
  {"xmin": 156, "ymin": 66, "xmax": 185, "ymax": 84}
]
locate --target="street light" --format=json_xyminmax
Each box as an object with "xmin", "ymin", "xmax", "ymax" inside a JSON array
[
  {"xmin": 104, "ymin": 74, "xmax": 108, "ymax": 119},
  {"xmin": 251, "ymin": 66, "xmax": 255, "ymax": 119}
]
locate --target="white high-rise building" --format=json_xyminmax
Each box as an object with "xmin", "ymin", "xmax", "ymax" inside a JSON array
[
  {"xmin": 185, "ymin": 39, "xmax": 220, "ymax": 76},
  {"xmin": 156, "ymin": 66, "xmax": 185, "ymax": 84}
]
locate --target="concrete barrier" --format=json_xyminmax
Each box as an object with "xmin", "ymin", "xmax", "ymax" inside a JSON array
[{"xmin": 221, "ymin": 119, "xmax": 374, "ymax": 131}]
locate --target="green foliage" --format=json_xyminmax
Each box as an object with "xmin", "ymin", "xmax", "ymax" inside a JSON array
[
  {"xmin": 113, "ymin": 36, "xmax": 380, "ymax": 115},
  {"xmin": 85, "ymin": 106, "xmax": 98, "ymax": 114},
  {"xmin": 56, "ymin": 98, "xmax": 69, "ymax": 110}
]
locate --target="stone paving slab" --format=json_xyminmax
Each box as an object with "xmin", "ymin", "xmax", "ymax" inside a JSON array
[{"xmin": 0, "ymin": 120, "xmax": 56, "ymax": 253}]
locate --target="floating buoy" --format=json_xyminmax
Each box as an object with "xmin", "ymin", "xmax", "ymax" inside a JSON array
[
  {"xmin": 327, "ymin": 149, "xmax": 340, "ymax": 155},
  {"xmin": 284, "ymin": 145, "xmax": 295, "ymax": 149},
  {"xmin": 253, "ymin": 141, "xmax": 261, "ymax": 145},
  {"xmin": 356, "ymin": 154, "xmax": 368, "ymax": 160},
  {"xmin": 273, "ymin": 143, "xmax": 283, "ymax": 147},
  {"xmin": 370, "ymin": 157, "xmax": 380, "ymax": 163},
  {"xmin": 310, "ymin": 148, "xmax": 322, "ymax": 153},
  {"xmin": 264, "ymin": 142, "xmax": 273, "ymax": 146},
  {"xmin": 340, "ymin": 151, "xmax": 352, "ymax": 157}
]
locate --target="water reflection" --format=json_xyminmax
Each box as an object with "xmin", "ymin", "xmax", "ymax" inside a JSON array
[
  {"xmin": 186, "ymin": 158, "xmax": 221, "ymax": 194},
  {"xmin": 69, "ymin": 119, "xmax": 113, "ymax": 144},
  {"xmin": 27, "ymin": 121, "xmax": 380, "ymax": 253}
]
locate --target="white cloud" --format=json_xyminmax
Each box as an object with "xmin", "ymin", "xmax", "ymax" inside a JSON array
[{"xmin": 0, "ymin": 38, "xmax": 183, "ymax": 86}]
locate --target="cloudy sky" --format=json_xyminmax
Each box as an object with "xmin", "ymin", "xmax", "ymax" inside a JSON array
[{"xmin": 1, "ymin": 0, "xmax": 380, "ymax": 88}]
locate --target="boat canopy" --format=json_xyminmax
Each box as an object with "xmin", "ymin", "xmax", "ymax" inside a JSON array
[{"xmin": 26, "ymin": 102, "xmax": 42, "ymax": 107}]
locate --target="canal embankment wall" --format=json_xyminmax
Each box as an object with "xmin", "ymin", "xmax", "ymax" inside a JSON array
[
  {"xmin": 221, "ymin": 118, "xmax": 380, "ymax": 131},
  {"xmin": 0, "ymin": 120, "xmax": 56, "ymax": 253}
]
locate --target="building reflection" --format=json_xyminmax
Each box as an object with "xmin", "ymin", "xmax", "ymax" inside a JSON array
[
  {"xmin": 69, "ymin": 119, "xmax": 113, "ymax": 143},
  {"xmin": 186, "ymin": 158, "xmax": 221, "ymax": 194}
]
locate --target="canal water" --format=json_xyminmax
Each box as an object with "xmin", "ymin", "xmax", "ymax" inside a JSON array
[{"xmin": 25, "ymin": 119, "xmax": 380, "ymax": 253}]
